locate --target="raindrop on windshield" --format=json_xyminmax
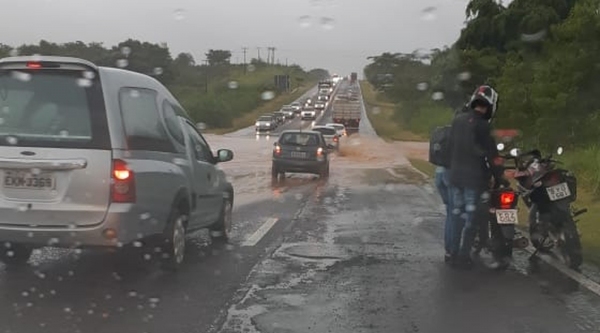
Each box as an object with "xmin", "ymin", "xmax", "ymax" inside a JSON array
[
  {"xmin": 173, "ymin": 8, "xmax": 185, "ymax": 20},
  {"xmin": 432, "ymin": 91, "xmax": 445, "ymax": 101},
  {"xmin": 130, "ymin": 89, "xmax": 140, "ymax": 98},
  {"xmin": 83, "ymin": 71, "xmax": 96, "ymax": 79},
  {"xmin": 521, "ymin": 30, "xmax": 547, "ymax": 42},
  {"xmin": 121, "ymin": 46, "xmax": 132, "ymax": 57},
  {"xmin": 372, "ymin": 107, "xmax": 381, "ymax": 115},
  {"xmin": 143, "ymin": 254, "xmax": 152, "ymax": 260},
  {"xmin": 457, "ymin": 72, "xmax": 471, "ymax": 81},
  {"xmin": 421, "ymin": 7, "xmax": 437, "ymax": 21},
  {"xmin": 77, "ymin": 78, "xmax": 93, "ymax": 88},
  {"xmin": 0, "ymin": 118, "xmax": 4, "ymax": 126},
  {"xmin": 116, "ymin": 59, "xmax": 129, "ymax": 68},
  {"xmin": 197, "ymin": 122, "xmax": 207, "ymax": 130},
  {"xmin": 247, "ymin": 64, "xmax": 256, "ymax": 72},
  {"xmin": 139, "ymin": 212, "xmax": 151, "ymax": 220},
  {"xmin": 59, "ymin": 130, "xmax": 69, "ymax": 137},
  {"xmin": 2, "ymin": 106, "xmax": 9, "ymax": 114},
  {"xmin": 31, "ymin": 168, "xmax": 41, "ymax": 175},
  {"xmin": 298, "ymin": 15, "xmax": 312, "ymax": 28},
  {"xmin": 261, "ymin": 91, "xmax": 275, "ymax": 100},
  {"xmin": 6, "ymin": 136, "xmax": 19, "ymax": 146},
  {"xmin": 133, "ymin": 241, "xmax": 143, "ymax": 248},
  {"xmin": 153, "ymin": 67, "xmax": 164, "ymax": 76},
  {"xmin": 416, "ymin": 82, "xmax": 429, "ymax": 91},
  {"xmin": 295, "ymin": 193, "xmax": 304, "ymax": 200},
  {"xmin": 11, "ymin": 71, "xmax": 32, "ymax": 82},
  {"xmin": 9, "ymin": 49, "xmax": 18, "ymax": 57},
  {"xmin": 320, "ymin": 17, "xmax": 335, "ymax": 30},
  {"xmin": 228, "ymin": 81, "xmax": 239, "ymax": 89}
]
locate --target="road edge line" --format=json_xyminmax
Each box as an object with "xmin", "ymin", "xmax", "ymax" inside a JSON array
[{"xmin": 241, "ymin": 217, "xmax": 280, "ymax": 247}]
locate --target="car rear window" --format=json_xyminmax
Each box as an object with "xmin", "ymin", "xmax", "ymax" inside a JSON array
[
  {"xmin": 313, "ymin": 127, "xmax": 336, "ymax": 135},
  {"xmin": 258, "ymin": 116, "xmax": 272, "ymax": 121},
  {"xmin": 0, "ymin": 69, "xmax": 110, "ymax": 149},
  {"xmin": 279, "ymin": 133, "xmax": 320, "ymax": 146}
]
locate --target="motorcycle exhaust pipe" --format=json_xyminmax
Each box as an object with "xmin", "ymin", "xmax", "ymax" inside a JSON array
[{"xmin": 513, "ymin": 236, "xmax": 529, "ymax": 249}]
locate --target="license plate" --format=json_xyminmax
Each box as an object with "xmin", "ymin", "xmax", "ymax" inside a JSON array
[
  {"xmin": 3, "ymin": 170, "xmax": 55, "ymax": 190},
  {"xmin": 546, "ymin": 182, "xmax": 571, "ymax": 201},
  {"xmin": 495, "ymin": 209, "xmax": 518, "ymax": 225},
  {"xmin": 291, "ymin": 152, "xmax": 307, "ymax": 159}
]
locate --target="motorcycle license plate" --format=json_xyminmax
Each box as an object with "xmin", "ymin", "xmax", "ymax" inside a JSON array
[
  {"xmin": 546, "ymin": 182, "xmax": 571, "ymax": 201},
  {"xmin": 495, "ymin": 209, "xmax": 518, "ymax": 225}
]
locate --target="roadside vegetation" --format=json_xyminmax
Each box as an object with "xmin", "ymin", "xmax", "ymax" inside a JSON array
[
  {"xmin": 362, "ymin": 0, "xmax": 600, "ymax": 265},
  {"xmin": 0, "ymin": 40, "xmax": 325, "ymax": 131}
]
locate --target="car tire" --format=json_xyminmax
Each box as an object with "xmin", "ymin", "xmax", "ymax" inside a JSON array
[
  {"xmin": 271, "ymin": 164, "xmax": 279, "ymax": 180},
  {"xmin": 160, "ymin": 208, "xmax": 188, "ymax": 271},
  {"xmin": 320, "ymin": 164, "xmax": 330, "ymax": 179},
  {"xmin": 210, "ymin": 197, "xmax": 233, "ymax": 242},
  {"xmin": 0, "ymin": 244, "xmax": 32, "ymax": 267}
]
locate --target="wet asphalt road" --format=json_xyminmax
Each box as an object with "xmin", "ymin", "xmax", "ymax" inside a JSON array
[{"xmin": 1, "ymin": 81, "xmax": 600, "ymax": 333}]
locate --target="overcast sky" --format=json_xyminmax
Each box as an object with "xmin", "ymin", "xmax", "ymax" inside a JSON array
[{"xmin": 1, "ymin": 0, "xmax": 471, "ymax": 76}]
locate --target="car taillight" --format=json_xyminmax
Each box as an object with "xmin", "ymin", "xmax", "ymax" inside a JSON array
[
  {"xmin": 274, "ymin": 145, "xmax": 282, "ymax": 155},
  {"xmin": 333, "ymin": 136, "xmax": 338, "ymax": 142},
  {"xmin": 111, "ymin": 159, "xmax": 136, "ymax": 203},
  {"xmin": 317, "ymin": 147, "xmax": 324, "ymax": 156},
  {"xmin": 26, "ymin": 62, "xmax": 42, "ymax": 69},
  {"xmin": 499, "ymin": 191, "xmax": 515, "ymax": 209}
]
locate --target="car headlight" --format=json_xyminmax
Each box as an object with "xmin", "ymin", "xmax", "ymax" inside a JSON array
[
  {"xmin": 255, "ymin": 122, "xmax": 260, "ymax": 126},
  {"xmin": 266, "ymin": 123, "xmax": 271, "ymax": 126}
]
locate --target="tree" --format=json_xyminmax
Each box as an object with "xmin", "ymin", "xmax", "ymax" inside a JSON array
[{"xmin": 206, "ymin": 49, "xmax": 232, "ymax": 66}]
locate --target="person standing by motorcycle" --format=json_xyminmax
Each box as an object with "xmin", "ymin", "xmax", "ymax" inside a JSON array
[{"xmin": 447, "ymin": 85, "xmax": 507, "ymax": 268}]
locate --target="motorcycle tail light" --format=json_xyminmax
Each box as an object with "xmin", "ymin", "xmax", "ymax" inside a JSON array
[
  {"xmin": 499, "ymin": 191, "xmax": 515, "ymax": 209},
  {"xmin": 545, "ymin": 172, "xmax": 561, "ymax": 187}
]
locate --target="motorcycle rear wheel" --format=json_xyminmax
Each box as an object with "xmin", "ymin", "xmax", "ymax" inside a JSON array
[{"xmin": 560, "ymin": 215, "xmax": 583, "ymax": 270}]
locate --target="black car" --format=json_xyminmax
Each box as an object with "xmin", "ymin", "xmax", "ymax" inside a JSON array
[{"xmin": 272, "ymin": 130, "xmax": 334, "ymax": 180}]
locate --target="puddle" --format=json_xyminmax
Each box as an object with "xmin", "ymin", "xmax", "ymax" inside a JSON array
[{"xmin": 279, "ymin": 242, "xmax": 351, "ymax": 260}]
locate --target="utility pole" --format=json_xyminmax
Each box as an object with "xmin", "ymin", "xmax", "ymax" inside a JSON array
[
  {"xmin": 242, "ymin": 47, "xmax": 248, "ymax": 74},
  {"xmin": 203, "ymin": 59, "xmax": 209, "ymax": 93},
  {"xmin": 257, "ymin": 47, "xmax": 261, "ymax": 62},
  {"xmin": 271, "ymin": 47, "xmax": 276, "ymax": 65}
]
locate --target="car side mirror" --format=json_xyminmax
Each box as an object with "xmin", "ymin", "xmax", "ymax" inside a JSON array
[{"xmin": 216, "ymin": 149, "xmax": 234, "ymax": 163}]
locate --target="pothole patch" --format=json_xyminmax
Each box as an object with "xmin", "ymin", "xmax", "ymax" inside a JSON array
[{"xmin": 279, "ymin": 242, "xmax": 352, "ymax": 260}]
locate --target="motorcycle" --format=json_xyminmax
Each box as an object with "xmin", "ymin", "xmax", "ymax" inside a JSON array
[
  {"xmin": 472, "ymin": 144, "xmax": 529, "ymax": 269},
  {"xmin": 507, "ymin": 146, "xmax": 586, "ymax": 270}
]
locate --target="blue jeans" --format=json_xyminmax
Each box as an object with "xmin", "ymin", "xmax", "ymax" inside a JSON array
[
  {"xmin": 434, "ymin": 167, "xmax": 453, "ymax": 255},
  {"xmin": 452, "ymin": 187, "xmax": 484, "ymax": 257}
]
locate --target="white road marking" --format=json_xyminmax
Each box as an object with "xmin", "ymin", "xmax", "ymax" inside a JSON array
[
  {"xmin": 522, "ymin": 245, "xmax": 600, "ymax": 296},
  {"xmin": 241, "ymin": 217, "xmax": 280, "ymax": 247}
]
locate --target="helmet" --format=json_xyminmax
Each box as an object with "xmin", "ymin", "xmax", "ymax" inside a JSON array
[{"xmin": 469, "ymin": 85, "xmax": 499, "ymax": 120}]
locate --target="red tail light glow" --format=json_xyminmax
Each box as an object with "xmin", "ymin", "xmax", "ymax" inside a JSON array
[
  {"xmin": 333, "ymin": 136, "xmax": 338, "ymax": 142},
  {"xmin": 26, "ymin": 62, "xmax": 42, "ymax": 69},
  {"xmin": 112, "ymin": 159, "xmax": 136, "ymax": 203},
  {"xmin": 317, "ymin": 147, "xmax": 324, "ymax": 156},
  {"xmin": 499, "ymin": 191, "xmax": 515, "ymax": 208},
  {"xmin": 274, "ymin": 145, "xmax": 282, "ymax": 155}
]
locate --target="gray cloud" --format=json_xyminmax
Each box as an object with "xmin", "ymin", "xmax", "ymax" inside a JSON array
[{"xmin": 0, "ymin": 0, "xmax": 470, "ymax": 75}]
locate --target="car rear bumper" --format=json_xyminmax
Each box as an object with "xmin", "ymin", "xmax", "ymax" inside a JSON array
[
  {"xmin": 273, "ymin": 158, "xmax": 327, "ymax": 173},
  {"xmin": 0, "ymin": 205, "xmax": 166, "ymax": 248},
  {"xmin": 256, "ymin": 126, "xmax": 274, "ymax": 131}
]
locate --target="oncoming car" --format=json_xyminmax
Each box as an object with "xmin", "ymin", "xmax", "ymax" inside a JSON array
[
  {"xmin": 272, "ymin": 130, "xmax": 333, "ymax": 180},
  {"xmin": 0, "ymin": 56, "xmax": 235, "ymax": 270}
]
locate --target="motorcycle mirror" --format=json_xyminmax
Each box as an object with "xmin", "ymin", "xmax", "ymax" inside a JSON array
[
  {"xmin": 496, "ymin": 143, "xmax": 505, "ymax": 151},
  {"xmin": 509, "ymin": 148, "xmax": 521, "ymax": 157},
  {"xmin": 557, "ymin": 146, "xmax": 564, "ymax": 155}
]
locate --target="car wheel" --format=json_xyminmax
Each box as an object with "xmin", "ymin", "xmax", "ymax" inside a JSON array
[
  {"xmin": 0, "ymin": 244, "xmax": 32, "ymax": 267},
  {"xmin": 160, "ymin": 208, "xmax": 188, "ymax": 271},
  {"xmin": 320, "ymin": 165, "xmax": 330, "ymax": 179},
  {"xmin": 211, "ymin": 198, "xmax": 233, "ymax": 242},
  {"xmin": 271, "ymin": 164, "xmax": 279, "ymax": 180}
]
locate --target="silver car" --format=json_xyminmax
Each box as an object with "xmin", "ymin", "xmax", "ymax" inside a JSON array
[
  {"xmin": 0, "ymin": 56, "xmax": 235, "ymax": 270},
  {"xmin": 311, "ymin": 126, "xmax": 340, "ymax": 150}
]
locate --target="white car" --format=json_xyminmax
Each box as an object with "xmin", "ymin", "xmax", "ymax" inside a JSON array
[
  {"xmin": 301, "ymin": 107, "xmax": 317, "ymax": 120},
  {"xmin": 325, "ymin": 123, "xmax": 346, "ymax": 137}
]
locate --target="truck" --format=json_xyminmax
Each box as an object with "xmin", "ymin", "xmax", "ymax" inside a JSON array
[
  {"xmin": 350, "ymin": 72, "xmax": 357, "ymax": 84},
  {"xmin": 331, "ymin": 97, "xmax": 361, "ymax": 135}
]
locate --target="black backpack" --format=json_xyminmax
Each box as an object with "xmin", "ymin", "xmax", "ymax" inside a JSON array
[{"xmin": 429, "ymin": 125, "xmax": 451, "ymax": 167}]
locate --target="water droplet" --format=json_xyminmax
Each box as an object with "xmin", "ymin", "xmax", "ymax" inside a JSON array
[
  {"xmin": 173, "ymin": 8, "xmax": 185, "ymax": 20},
  {"xmin": 32, "ymin": 249, "xmax": 42, "ymax": 256},
  {"xmin": 421, "ymin": 7, "xmax": 437, "ymax": 21},
  {"xmin": 298, "ymin": 15, "xmax": 312, "ymax": 28},
  {"xmin": 228, "ymin": 81, "xmax": 239, "ymax": 89},
  {"xmin": 133, "ymin": 241, "xmax": 143, "ymax": 248},
  {"xmin": 77, "ymin": 78, "xmax": 93, "ymax": 88},
  {"xmin": 67, "ymin": 270, "xmax": 74, "ymax": 276},
  {"xmin": 457, "ymin": 72, "xmax": 471, "ymax": 81},
  {"xmin": 261, "ymin": 91, "xmax": 275, "ymax": 100},
  {"xmin": 214, "ymin": 269, "xmax": 222, "ymax": 276},
  {"xmin": 0, "ymin": 118, "xmax": 4, "ymax": 126},
  {"xmin": 116, "ymin": 59, "xmax": 129, "ymax": 68},
  {"xmin": 29, "ymin": 168, "xmax": 41, "ymax": 175},
  {"xmin": 50, "ymin": 290, "xmax": 56, "ymax": 295},
  {"xmin": 143, "ymin": 254, "xmax": 152, "ymax": 260},
  {"xmin": 83, "ymin": 71, "xmax": 96, "ymax": 79},
  {"xmin": 320, "ymin": 17, "xmax": 335, "ymax": 30},
  {"xmin": 2, "ymin": 106, "xmax": 9, "ymax": 114},
  {"xmin": 416, "ymin": 82, "xmax": 429, "ymax": 91},
  {"xmin": 521, "ymin": 30, "xmax": 547, "ymax": 42},
  {"xmin": 128, "ymin": 291, "xmax": 138, "ymax": 297},
  {"xmin": 11, "ymin": 71, "xmax": 31, "ymax": 82},
  {"xmin": 225, "ymin": 244, "xmax": 235, "ymax": 251},
  {"xmin": 139, "ymin": 213, "xmax": 151, "ymax": 220},
  {"xmin": 130, "ymin": 89, "xmax": 140, "ymax": 98},
  {"xmin": 152, "ymin": 67, "xmax": 164, "ymax": 76},
  {"xmin": 121, "ymin": 46, "xmax": 132, "ymax": 57},
  {"xmin": 372, "ymin": 107, "xmax": 381, "ymax": 115},
  {"xmin": 58, "ymin": 130, "xmax": 69, "ymax": 137},
  {"xmin": 9, "ymin": 49, "xmax": 18, "ymax": 57},
  {"xmin": 64, "ymin": 307, "xmax": 72, "ymax": 313},
  {"xmin": 26, "ymin": 302, "xmax": 33, "ymax": 307},
  {"xmin": 22, "ymin": 291, "xmax": 29, "ymax": 297},
  {"xmin": 196, "ymin": 122, "xmax": 207, "ymax": 130},
  {"xmin": 87, "ymin": 309, "xmax": 95, "ymax": 315},
  {"xmin": 432, "ymin": 91, "xmax": 445, "ymax": 101},
  {"xmin": 154, "ymin": 247, "xmax": 162, "ymax": 253},
  {"xmin": 295, "ymin": 193, "xmax": 304, "ymax": 200},
  {"xmin": 247, "ymin": 64, "xmax": 256, "ymax": 72},
  {"xmin": 74, "ymin": 248, "xmax": 83, "ymax": 254},
  {"xmin": 48, "ymin": 238, "xmax": 59, "ymax": 246}
]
